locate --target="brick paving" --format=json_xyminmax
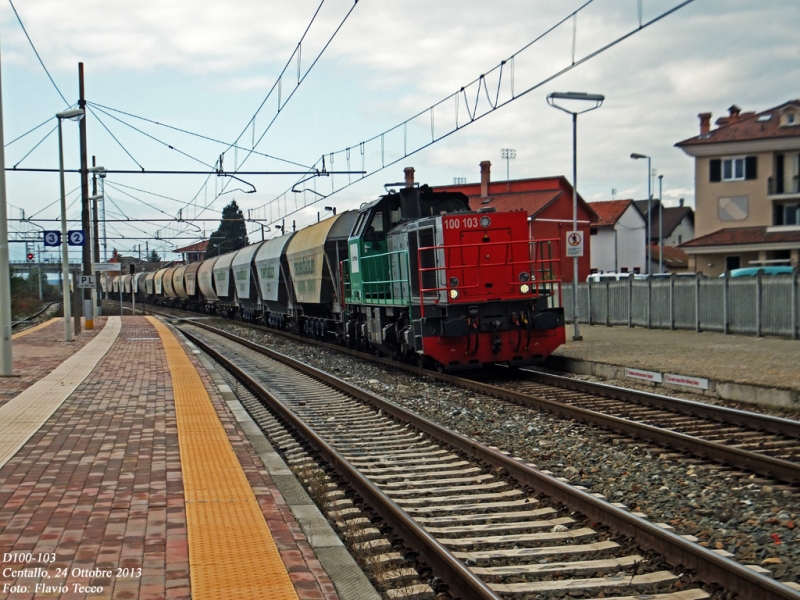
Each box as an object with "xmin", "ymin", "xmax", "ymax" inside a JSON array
[
  {"xmin": 0, "ymin": 317, "xmax": 340, "ymax": 600},
  {"xmin": 0, "ymin": 319, "xmax": 105, "ymax": 409}
]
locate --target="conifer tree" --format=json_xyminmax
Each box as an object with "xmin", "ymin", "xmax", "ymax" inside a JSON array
[{"xmin": 205, "ymin": 200, "xmax": 249, "ymax": 258}]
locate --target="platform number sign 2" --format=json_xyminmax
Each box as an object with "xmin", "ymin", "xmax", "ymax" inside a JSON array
[
  {"xmin": 68, "ymin": 230, "xmax": 85, "ymax": 246},
  {"xmin": 43, "ymin": 230, "xmax": 61, "ymax": 247}
]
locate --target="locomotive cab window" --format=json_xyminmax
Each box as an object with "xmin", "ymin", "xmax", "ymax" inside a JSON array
[
  {"xmin": 351, "ymin": 212, "xmax": 368, "ymax": 237},
  {"xmin": 364, "ymin": 211, "xmax": 385, "ymax": 241}
]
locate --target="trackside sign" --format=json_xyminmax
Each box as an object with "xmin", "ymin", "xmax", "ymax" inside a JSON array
[
  {"xmin": 624, "ymin": 368, "xmax": 662, "ymax": 383},
  {"xmin": 664, "ymin": 373, "xmax": 710, "ymax": 390}
]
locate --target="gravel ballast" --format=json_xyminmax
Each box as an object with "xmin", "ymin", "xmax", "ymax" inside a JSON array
[{"xmin": 211, "ymin": 320, "xmax": 800, "ymax": 583}]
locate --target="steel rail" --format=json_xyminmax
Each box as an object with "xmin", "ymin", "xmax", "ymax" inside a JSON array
[
  {"xmin": 131, "ymin": 306, "xmax": 800, "ymax": 483},
  {"xmin": 178, "ymin": 325, "xmax": 500, "ymax": 600},
  {"xmin": 11, "ymin": 302, "xmax": 60, "ymax": 327},
  {"xmin": 175, "ymin": 320, "xmax": 800, "ymax": 600},
  {"xmin": 522, "ymin": 369, "xmax": 800, "ymax": 439}
]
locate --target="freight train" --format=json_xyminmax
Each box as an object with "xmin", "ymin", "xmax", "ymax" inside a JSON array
[{"xmin": 103, "ymin": 184, "xmax": 566, "ymax": 370}]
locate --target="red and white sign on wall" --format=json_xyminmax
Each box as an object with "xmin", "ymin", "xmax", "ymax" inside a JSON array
[
  {"xmin": 624, "ymin": 367, "xmax": 662, "ymax": 383},
  {"xmin": 664, "ymin": 373, "xmax": 710, "ymax": 390}
]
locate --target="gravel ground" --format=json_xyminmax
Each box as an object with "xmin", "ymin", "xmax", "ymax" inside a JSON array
[{"xmin": 211, "ymin": 320, "xmax": 800, "ymax": 585}]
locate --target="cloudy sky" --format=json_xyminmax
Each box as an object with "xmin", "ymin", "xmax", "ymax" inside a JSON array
[{"xmin": 1, "ymin": 0, "xmax": 798, "ymax": 261}]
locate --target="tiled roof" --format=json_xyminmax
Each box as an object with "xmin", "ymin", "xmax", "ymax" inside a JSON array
[
  {"xmin": 588, "ymin": 199, "xmax": 634, "ymax": 226},
  {"xmin": 650, "ymin": 244, "xmax": 689, "ymax": 268},
  {"xmin": 634, "ymin": 199, "xmax": 660, "ymax": 216},
  {"xmin": 467, "ymin": 190, "xmax": 563, "ymax": 216},
  {"xmin": 650, "ymin": 206, "xmax": 693, "ymax": 240},
  {"xmin": 680, "ymin": 226, "xmax": 800, "ymax": 248},
  {"xmin": 676, "ymin": 100, "xmax": 800, "ymax": 146},
  {"xmin": 175, "ymin": 240, "xmax": 208, "ymax": 253}
]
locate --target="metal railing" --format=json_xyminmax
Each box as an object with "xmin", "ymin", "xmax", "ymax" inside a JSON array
[{"xmin": 564, "ymin": 270, "xmax": 800, "ymax": 339}]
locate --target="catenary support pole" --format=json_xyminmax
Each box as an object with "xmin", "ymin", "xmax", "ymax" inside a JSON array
[
  {"xmin": 78, "ymin": 63, "xmax": 91, "ymax": 330},
  {"xmin": 0, "ymin": 36, "xmax": 13, "ymax": 374},
  {"xmin": 658, "ymin": 175, "xmax": 663, "ymax": 274}
]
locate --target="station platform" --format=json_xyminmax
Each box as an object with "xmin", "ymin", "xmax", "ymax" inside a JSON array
[
  {"xmin": 0, "ymin": 316, "xmax": 369, "ymax": 599},
  {"xmin": 550, "ymin": 325, "xmax": 800, "ymax": 409}
]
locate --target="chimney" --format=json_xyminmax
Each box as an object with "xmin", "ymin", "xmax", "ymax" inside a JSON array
[
  {"xmin": 728, "ymin": 104, "xmax": 741, "ymax": 123},
  {"xmin": 480, "ymin": 160, "xmax": 491, "ymax": 197},
  {"xmin": 698, "ymin": 112, "xmax": 712, "ymax": 135},
  {"xmin": 403, "ymin": 166, "xmax": 415, "ymax": 188},
  {"xmin": 679, "ymin": 198, "xmax": 684, "ymax": 207}
]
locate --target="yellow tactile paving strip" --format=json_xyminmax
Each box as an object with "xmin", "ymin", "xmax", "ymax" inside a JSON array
[
  {"xmin": 0, "ymin": 317, "xmax": 120, "ymax": 469},
  {"xmin": 148, "ymin": 316, "xmax": 299, "ymax": 600},
  {"xmin": 11, "ymin": 317, "xmax": 58, "ymax": 338}
]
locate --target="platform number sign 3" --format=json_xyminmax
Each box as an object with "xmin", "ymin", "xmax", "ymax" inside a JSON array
[
  {"xmin": 43, "ymin": 230, "xmax": 61, "ymax": 247},
  {"xmin": 68, "ymin": 230, "xmax": 85, "ymax": 246}
]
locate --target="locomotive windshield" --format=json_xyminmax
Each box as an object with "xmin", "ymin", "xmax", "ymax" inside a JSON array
[{"xmin": 420, "ymin": 195, "xmax": 470, "ymax": 216}]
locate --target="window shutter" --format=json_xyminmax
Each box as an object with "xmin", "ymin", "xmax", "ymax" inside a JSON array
[
  {"xmin": 745, "ymin": 156, "xmax": 757, "ymax": 180},
  {"xmin": 709, "ymin": 159, "xmax": 721, "ymax": 182},
  {"xmin": 774, "ymin": 204, "xmax": 783, "ymax": 226}
]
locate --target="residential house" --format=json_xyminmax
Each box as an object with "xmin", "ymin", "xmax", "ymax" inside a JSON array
[
  {"xmin": 635, "ymin": 200, "xmax": 695, "ymax": 247},
  {"xmin": 587, "ymin": 199, "xmax": 646, "ymax": 274},
  {"xmin": 431, "ymin": 162, "xmax": 597, "ymax": 282},
  {"xmin": 175, "ymin": 240, "xmax": 208, "ymax": 263},
  {"xmin": 675, "ymin": 100, "xmax": 800, "ymax": 276}
]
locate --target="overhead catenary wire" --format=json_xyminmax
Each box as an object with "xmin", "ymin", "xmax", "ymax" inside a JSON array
[
  {"xmin": 87, "ymin": 102, "xmax": 313, "ymax": 171},
  {"xmin": 216, "ymin": 0, "xmax": 361, "ymax": 200},
  {"xmin": 7, "ymin": 0, "xmax": 68, "ymax": 105},
  {"xmin": 4, "ymin": 116, "xmax": 55, "ymax": 148},
  {"xmin": 87, "ymin": 106, "xmax": 146, "ymax": 171},
  {"xmin": 252, "ymin": 0, "xmax": 696, "ymax": 227}
]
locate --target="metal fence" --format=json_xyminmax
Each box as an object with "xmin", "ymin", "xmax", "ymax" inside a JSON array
[{"xmin": 563, "ymin": 270, "xmax": 800, "ymax": 339}]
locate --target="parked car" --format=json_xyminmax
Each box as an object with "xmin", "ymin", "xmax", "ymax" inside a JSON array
[{"xmin": 724, "ymin": 266, "xmax": 794, "ymax": 277}]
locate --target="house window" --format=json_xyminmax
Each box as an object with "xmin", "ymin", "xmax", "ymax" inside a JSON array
[
  {"xmin": 723, "ymin": 158, "xmax": 745, "ymax": 181},
  {"xmin": 678, "ymin": 235, "xmax": 682, "ymax": 244},
  {"xmin": 726, "ymin": 256, "xmax": 740, "ymax": 271},
  {"xmin": 620, "ymin": 267, "xmax": 629, "ymax": 273},
  {"xmin": 774, "ymin": 203, "xmax": 800, "ymax": 226},
  {"xmin": 633, "ymin": 267, "xmax": 641, "ymax": 274},
  {"xmin": 590, "ymin": 228, "xmax": 598, "ymax": 235},
  {"xmin": 709, "ymin": 156, "xmax": 757, "ymax": 182},
  {"xmin": 718, "ymin": 196, "xmax": 749, "ymax": 221}
]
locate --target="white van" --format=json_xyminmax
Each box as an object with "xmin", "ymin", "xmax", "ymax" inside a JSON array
[{"xmin": 586, "ymin": 272, "xmax": 634, "ymax": 282}]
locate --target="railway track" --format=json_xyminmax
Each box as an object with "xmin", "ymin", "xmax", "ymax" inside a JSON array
[
  {"xmin": 504, "ymin": 370, "xmax": 800, "ymax": 462},
  {"xmin": 129, "ymin": 300, "xmax": 800, "ymax": 487},
  {"xmin": 11, "ymin": 302, "xmax": 61, "ymax": 330},
  {"xmin": 171, "ymin": 318, "xmax": 800, "ymax": 599}
]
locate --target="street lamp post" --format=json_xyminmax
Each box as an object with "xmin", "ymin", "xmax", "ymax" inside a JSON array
[
  {"xmin": 630, "ymin": 153, "xmax": 651, "ymax": 274},
  {"xmin": 501, "ymin": 149, "xmax": 516, "ymax": 191},
  {"xmin": 547, "ymin": 91, "xmax": 604, "ymax": 342},
  {"xmin": 57, "ymin": 108, "xmax": 85, "ymax": 342}
]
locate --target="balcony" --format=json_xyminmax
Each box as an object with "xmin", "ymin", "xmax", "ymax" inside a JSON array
[{"xmin": 768, "ymin": 176, "xmax": 800, "ymax": 198}]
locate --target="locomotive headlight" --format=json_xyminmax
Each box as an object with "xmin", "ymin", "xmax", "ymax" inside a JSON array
[
  {"xmin": 449, "ymin": 276, "xmax": 459, "ymax": 287},
  {"xmin": 479, "ymin": 216, "xmax": 491, "ymax": 228},
  {"xmin": 518, "ymin": 272, "xmax": 531, "ymax": 283},
  {"xmin": 519, "ymin": 283, "xmax": 531, "ymax": 294},
  {"xmin": 449, "ymin": 289, "xmax": 460, "ymax": 300}
]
